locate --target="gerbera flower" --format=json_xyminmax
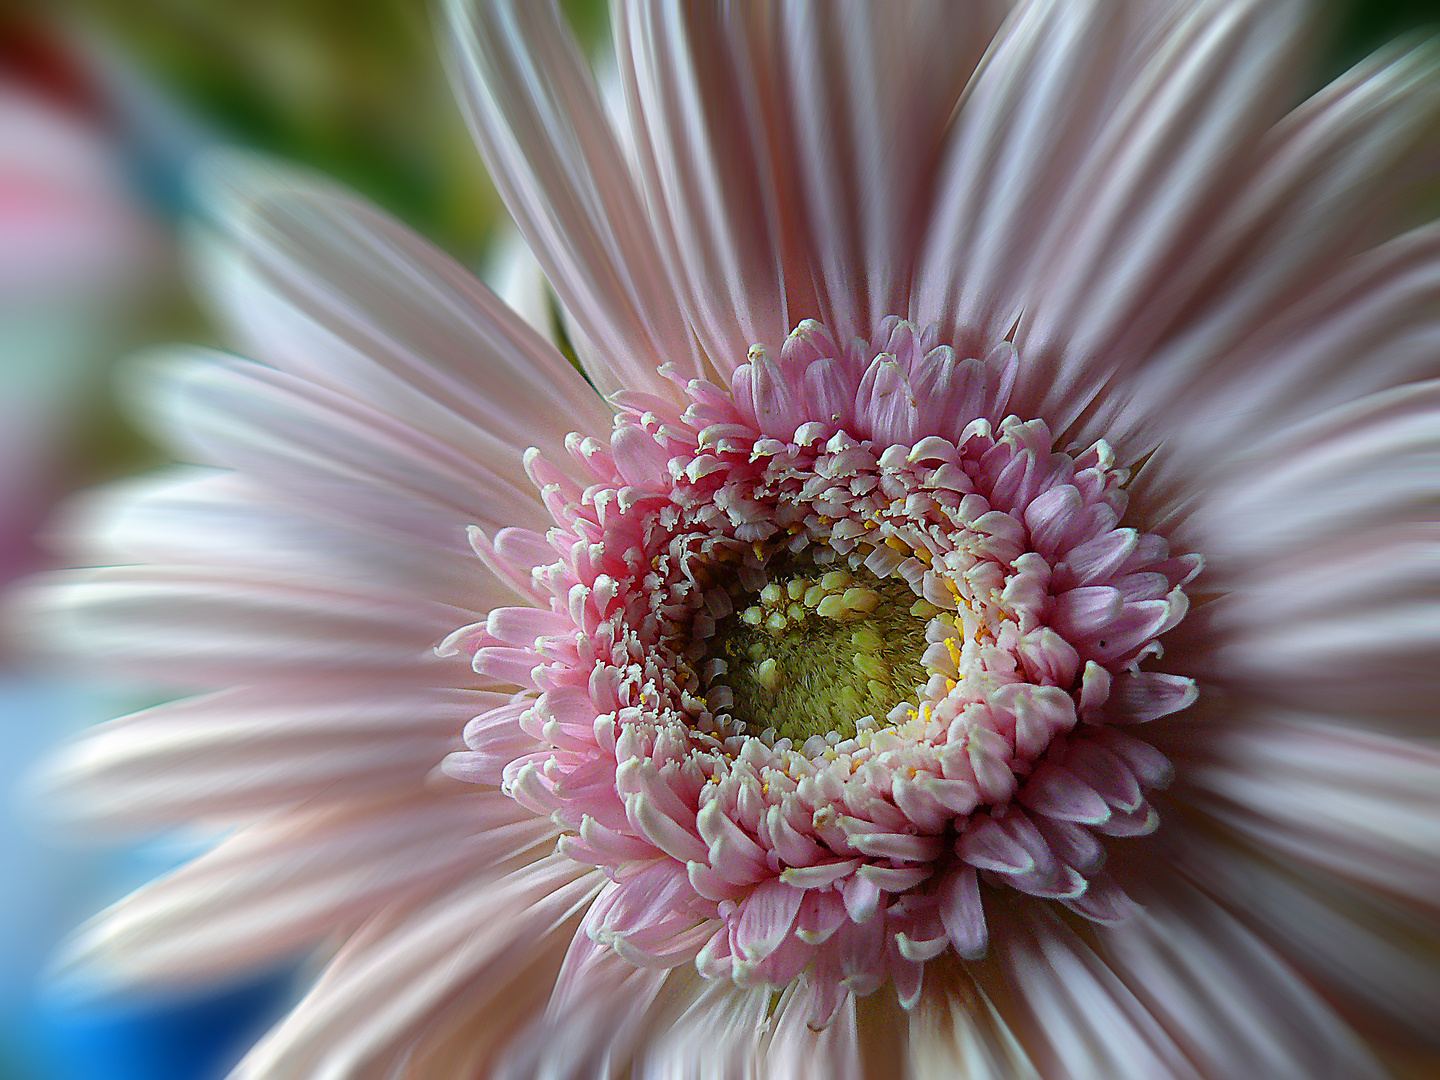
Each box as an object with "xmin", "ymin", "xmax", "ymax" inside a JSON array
[{"xmin": 25, "ymin": 1, "xmax": 1440, "ymax": 1077}]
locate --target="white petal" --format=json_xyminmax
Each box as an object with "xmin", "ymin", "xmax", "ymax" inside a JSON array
[
  {"xmin": 491, "ymin": 932, "xmax": 673, "ymax": 1080},
  {"xmin": 125, "ymin": 348, "xmax": 549, "ymax": 559},
  {"xmin": 763, "ymin": 979, "xmax": 863, "ymax": 1080},
  {"xmin": 1129, "ymin": 224, "xmax": 1440, "ymax": 511},
  {"xmin": 1144, "ymin": 383, "xmax": 1440, "ymax": 720},
  {"xmin": 916, "ymin": 0, "xmax": 1145, "ymax": 346},
  {"xmin": 1205, "ymin": 537, "xmax": 1440, "ymax": 720},
  {"xmin": 53, "ymin": 792, "xmax": 555, "ymax": 994},
  {"xmin": 1009, "ymin": 0, "xmax": 1309, "ymax": 431},
  {"xmin": 233, "ymin": 853, "xmax": 602, "ymax": 1080},
  {"xmin": 30, "ymin": 684, "xmax": 500, "ymax": 831},
  {"xmin": 1170, "ymin": 832, "xmax": 1440, "ymax": 1043},
  {"xmin": 56, "ymin": 467, "xmax": 507, "ymax": 612},
  {"xmin": 192, "ymin": 151, "xmax": 612, "ymax": 473},
  {"xmin": 1177, "ymin": 380, "xmax": 1440, "ymax": 563},
  {"xmin": 998, "ymin": 917, "xmax": 1197, "ymax": 1079},
  {"xmin": 632, "ymin": 977, "xmax": 771, "ymax": 1079},
  {"xmin": 774, "ymin": 0, "xmax": 1006, "ymax": 343},
  {"xmin": 1084, "ymin": 39, "xmax": 1440, "ymax": 462},
  {"xmin": 995, "ymin": 897, "xmax": 1386, "ymax": 1080},
  {"xmin": 908, "ymin": 976, "xmax": 1041, "ymax": 1080},
  {"xmin": 485, "ymin": 223, "xmax": 557, "ymax": 343},
  {"xmin": 1183, "ymin": 712, "xmax": 1440, "ymax": 905},
  {"xmin": 1099, "ymin": 890, "xmax": 1389, "ymax": 1080},
  {"xmin": 614, "ymin": 0, "xmax": 791, "ymax": 378},
  {"xmin": 25, "ymin": 563, "xmax": 476, "ymax": 687},
  {"xmin": 446, "ymin": 0, "xmax": 705, "ymax": 395}
]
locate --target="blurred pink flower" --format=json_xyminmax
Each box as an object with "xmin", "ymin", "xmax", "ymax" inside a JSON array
[
  {"xmin": 26, "ymin": 2, "xmax": 1440, "ymax": 1077},
  {"xmin": 0, "ymin": 90, "xmax": 146, "ymax": 298},
  {"xmin": 0, "ymin": 78, "xmax": 160, "ymax": 585}
]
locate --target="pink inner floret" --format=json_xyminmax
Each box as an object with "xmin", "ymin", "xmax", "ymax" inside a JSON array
[{"xmin": 441, "ymin": 317, "xmax": 1201, "ymax": 1017}]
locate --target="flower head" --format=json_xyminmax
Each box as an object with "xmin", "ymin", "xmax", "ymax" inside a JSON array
[
  {"xmin": 443, "ymin": 315, "xmax": 1199, "ymax": 1016},
  {"xmin": 26, "ymin": 2, "xmax": 1440, "ymax": 1078}
]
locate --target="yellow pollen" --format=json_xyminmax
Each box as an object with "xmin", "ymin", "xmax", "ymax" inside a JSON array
[{"xmin": 702, "ymin": 560, "xmax": 931, "ymax": 743}]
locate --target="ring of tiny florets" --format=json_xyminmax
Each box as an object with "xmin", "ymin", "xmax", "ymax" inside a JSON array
[{"xmin": 444, "ymin": 319, "xmax": 1200, "ymax": 1012}]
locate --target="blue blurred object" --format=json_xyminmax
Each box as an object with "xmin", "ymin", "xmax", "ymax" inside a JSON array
[
  {"xmin": 23, "ymin": 968, "xmax": 294, "ymax": 1080},
  {"xmin": 1, "ymin": 677, "xmax": 296, "ymax": 1080}
]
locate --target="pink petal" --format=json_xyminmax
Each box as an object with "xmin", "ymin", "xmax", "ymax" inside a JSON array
[
  {"xmin": 936, "ymin": 865, "xmax": 987, "ymax": 960},
  {"xmin": 734, "ymin": 878, "xmax": 805, "ymax": 964}
]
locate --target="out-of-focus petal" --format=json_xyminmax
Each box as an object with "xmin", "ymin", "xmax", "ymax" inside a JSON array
[
  {"xmin": 1169, "ymin": 833, "xmax": 1440, "ymax": 1043},
  {"xmin": 23, "ymin": 563, "xmax": 477, "ymax": 688},
  {"xmin": 1181, "ymin": 713, "xmax": 1440, "ymax": 906},
  {"xmin": 491, "ymin": 933, "xmax": 674, "ymax": 1080},
  {"xmin": 994, "ymin": 895, "xmax": 1386, "ymax": 1079},
  {"xmin": 52, "ymin": 792, "xmax": 555, "ymax": 993},
  {"xmin": 1079, "ymin": 40, "xmax": 1440, "ymax": 463},
  {"xmin": 908, "ymin": 979, "xmax": 1042, "ymax": 1080},
  {"xmin": 445, "ymin": 0, "xmax": 707, "ymax": 395},
  {"xmin": 192, "ymin": 153, "xmax": 613, "ymax": 474},
  {"xmin": 1126, "ymin": 223, "xmax": 1440, "ymax": 513},
  {"xmin": 55, "ymin": 468, "xmax": 506, "ymax": 610},
  {"xmin": 614, "ymin": 0, "xmax": 792, "ymax": 378},
  {"xmin": 1008, "ymin": 0, "xmax": 1311, "ymax": 431},
  {"xmin": 1184, "ymin": 382, "xmax": 1440, "ymax": 717},
  {"xmin": 915, "ymin": 0, "xmax": 1149, "ymax": 347},
  {"xmin": 231, "ymin": 854, "xmax": 602, "ymax": 1080},
  {"xmin": 770, "ymin": 0, "xmax": 1007, "ymax": 344},
  {"xmin": 28, "ymin": 684, "xmax": 505, "ymax": 831},
  {"xmin": 123, "ymin": 348, "xmax": 553, "ymax": 576}
]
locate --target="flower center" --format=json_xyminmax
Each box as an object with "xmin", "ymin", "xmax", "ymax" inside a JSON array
[
  {"xmin": 449, "ymin": 316, "xmax": 1203, "ymax": 1015},
  {"xmin": 703, "ymin": 562, "xmax": 931, "ymax": 743}
]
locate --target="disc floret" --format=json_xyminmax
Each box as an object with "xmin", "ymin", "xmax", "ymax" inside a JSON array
[{"xmin": 705, "ymin": 562, "xmax": 932, "ymax": 743}]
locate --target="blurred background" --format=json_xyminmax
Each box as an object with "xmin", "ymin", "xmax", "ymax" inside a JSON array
[{"xmin": 0, "ymin": 1, "xmax": 1434, "ymax": 1078}]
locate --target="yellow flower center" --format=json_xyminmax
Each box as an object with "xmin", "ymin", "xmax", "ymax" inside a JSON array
[{"xmin": 705, "ymin": 562, "xmax": 932, "ymax": 742}]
